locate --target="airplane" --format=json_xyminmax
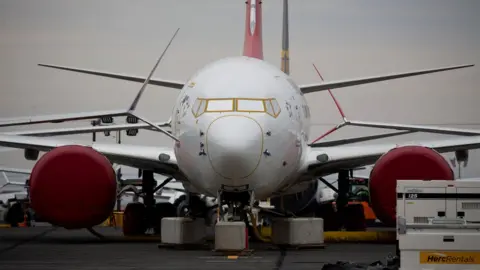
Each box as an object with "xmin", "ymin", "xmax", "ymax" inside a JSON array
[{"xmin": 0, "ymin": 0, "xmax": 478, "ymax": 238}]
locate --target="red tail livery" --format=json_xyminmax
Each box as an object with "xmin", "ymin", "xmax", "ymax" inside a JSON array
[{"xmin": 243, "ymin": 0, "xmax": 263, "ymax": 59}]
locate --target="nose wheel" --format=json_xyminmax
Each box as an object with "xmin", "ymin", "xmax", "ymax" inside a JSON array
[{"xmin": 216, "ymin": 185, "xmax": 255, "ymax": 222}]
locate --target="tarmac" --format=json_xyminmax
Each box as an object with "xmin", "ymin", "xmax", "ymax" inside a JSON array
[{"xmin": 0, "ymin": 226, "xmax": 396, "ymax": 270}]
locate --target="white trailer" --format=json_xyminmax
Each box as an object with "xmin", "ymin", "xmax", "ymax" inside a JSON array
[{"xmin": 397, "ymin": 179, "xmax": 480, "ymax": 270}]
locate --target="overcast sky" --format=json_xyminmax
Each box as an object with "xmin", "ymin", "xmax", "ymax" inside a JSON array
[{"xmin": 0, "ymin": 0, "xmax": 479, "ymax": 178}]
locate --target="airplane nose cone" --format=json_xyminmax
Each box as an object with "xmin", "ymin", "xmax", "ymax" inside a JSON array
[{"xmin": 206, "ymin": 116, "xmax": 263, "ymax": 180}]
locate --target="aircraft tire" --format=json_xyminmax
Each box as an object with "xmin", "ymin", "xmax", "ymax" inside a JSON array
[
  {"xmin": 176, "ymin": 200, "xmax": 189, "ymax": 217},
  {"xmin": 5, "ymin": 202, "xmax": 24, "ymax": 227},
  {"xmin": 175, "ymin": 195, "xmax": 208, "ymax": 218},
  {"xmin": 122, "ymin": 202, "xmax": 147, "ymax": 236},
  {"xmin": 173, "ymin": 195, "xmax": 186, "ymax": 208}
]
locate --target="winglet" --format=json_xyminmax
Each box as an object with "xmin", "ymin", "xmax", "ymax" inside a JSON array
[
  {"xmin": 126, "ymin": 28, "xmax": 180, "ymax": 142},
  {"xmin": 128, "ymin": 28, "xmax": 180, "ymax": 112},
  {"xmin": 310, "ymin": 63, "xmax": 349, "ymax": 144},
  {"xmin": 312, "ymin": 63, "xmax": 347, "ymax": 121}
]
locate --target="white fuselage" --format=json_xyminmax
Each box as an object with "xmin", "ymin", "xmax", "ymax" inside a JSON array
[{"xmin": 172, "ymin": 56, "xmax": 311, "ymax": 199}]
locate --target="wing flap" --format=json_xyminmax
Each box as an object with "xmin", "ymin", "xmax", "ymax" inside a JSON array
[
  {"xmin": 299, "ymin": 64, "xmax": 474, "ymax": 94},
  {"xmin": 38, "ymin": 64, "xmax": 185, "ymax": 89}
]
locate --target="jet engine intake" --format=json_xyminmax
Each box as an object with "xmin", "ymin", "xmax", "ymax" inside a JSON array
[
  {"xmin": 369, "ymin": 145, "xmax": 454, "ymax": 227},
  {"xmin": 29, "ymin": 145, "xmax": 117, "ymax": 229}
]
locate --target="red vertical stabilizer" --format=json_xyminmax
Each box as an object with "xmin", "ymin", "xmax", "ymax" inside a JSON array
[{"xmin": 243, "ymin": 0, "xmax": 263, "ymax": 60}]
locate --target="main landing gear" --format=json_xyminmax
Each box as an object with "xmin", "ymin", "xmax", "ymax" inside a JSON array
[
  {"xmin": 122, "ymin": 170, "xmax": 211, "ymax": 236},
  {"xmin": 123, "ymin": 170, "xmax": 176, "ymax": 236}
]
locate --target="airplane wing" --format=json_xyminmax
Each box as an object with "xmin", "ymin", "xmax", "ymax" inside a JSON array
[
  {"xmin": 2, "ymin": 121, "xmax": 170, "ymax": 137},
  {"xmin": 302, "ymin": 136, "xmax": 480, "ymax": 177},
  {"xmin": 299, "ymin": 64, "xmax": 474, "ymax": 94},
  {"xmin": 0, "ymin": 134, "xmax": 179, "ymax": 176},
  {"xmin": 0, "ymin": 110, "xmax": 129, "ymax": 128},
  {"xmin": 38, "ymin": 64, "xmax": 185, "ymax": 90}
]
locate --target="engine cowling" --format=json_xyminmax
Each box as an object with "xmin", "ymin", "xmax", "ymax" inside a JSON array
[
  {"xmin": 29, "ymin": 145, "xmax": 117, "ymax": 229},
  {"xmin": 369, "ymin": 145, "xmax": 454, "ymax": 227}
]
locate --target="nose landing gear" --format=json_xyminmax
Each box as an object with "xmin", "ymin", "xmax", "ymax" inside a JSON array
[{"xmin": 216, "ymin": 184, "xmax": 254, "ymax": 223}]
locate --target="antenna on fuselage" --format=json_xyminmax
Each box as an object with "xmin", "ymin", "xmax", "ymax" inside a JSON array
[
  {"xmin": 126, "ymin": 28, "xmax": 180, "ymax": 142},
  {"xmin": 280, "ymin": 0, "xmax": 290, "ymax": 75}
]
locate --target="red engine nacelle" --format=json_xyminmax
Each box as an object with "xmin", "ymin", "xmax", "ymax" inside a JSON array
[
  {"xmin": 29, "ymin": 145, "xmax": 117, "ymax": 229},
  {"xmin": 369, "ymin": 145, "xmax": 454, "ymax": 227}
]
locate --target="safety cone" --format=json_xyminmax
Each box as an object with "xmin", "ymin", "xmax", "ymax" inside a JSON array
[{"xmin": 18, "ymin": 214, "xmax": 27, "ymax": 227}]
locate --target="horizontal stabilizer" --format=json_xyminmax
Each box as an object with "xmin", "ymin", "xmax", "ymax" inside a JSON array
[
  {"xmin": 38, "ymin": 64, "xmax": 185, "ymax": 89},
  {"xmin": 0, "ymin": 110, "xmax": 129, "ymax": 128},
  {"xmin": 300, "ymin": 64, "xmax": 474, "ymax": 94}
]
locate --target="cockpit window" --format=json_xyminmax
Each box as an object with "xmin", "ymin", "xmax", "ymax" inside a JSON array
[
  {"xmin": 265, "ymin": 100, "xmax": 274, "ymax": 116},
  {"xmin": 191, "ymin": 98, "xmax": 206, "ymax": 117},
  {"xmin": 192, "ymin": 98, "xmax": 201, "ymax": 115},
  {"xmin": 197, "ymin": 100, "xmax": 207, "ymax": 116},
  {"xmin": 191, "ymin": 98, "xmax": 281, "ymax": 118},
  {"xmin": 269, "ymin": 99, "xmax": 281, "ymax": 117},
  {"xmin": 206, "ymin": 99, "xmax": 234, "ymax": 112},
  {"xmin": 237, "ymin": 99, "xmax": 265, "ymax": 112}
]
